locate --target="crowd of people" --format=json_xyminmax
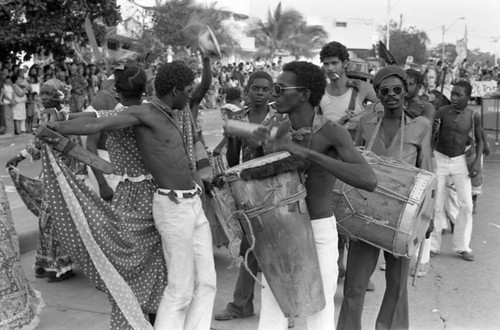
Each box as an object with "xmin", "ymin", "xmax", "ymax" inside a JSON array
[{"xmin": 0, "ymin": 37, "xmax": 490, "ymax": 330}]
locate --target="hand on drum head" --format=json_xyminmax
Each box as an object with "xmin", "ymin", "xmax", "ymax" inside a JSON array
[{"xmin": 269, "ymin": 139, "xmax": 309, "ymax": 159}]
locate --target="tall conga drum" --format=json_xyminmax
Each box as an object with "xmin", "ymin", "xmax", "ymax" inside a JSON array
[
  {"xmin": 332, "ymin": 150, "xmax": 436, "ymax": 257},
  {"xmin": 224, "ymin": 152, "xmax": 325, "ymax": 318}
]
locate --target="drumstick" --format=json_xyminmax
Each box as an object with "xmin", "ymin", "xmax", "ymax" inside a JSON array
[{"xmin": 412, "ymin": 238, "xmax": 426, "ymax": 286}]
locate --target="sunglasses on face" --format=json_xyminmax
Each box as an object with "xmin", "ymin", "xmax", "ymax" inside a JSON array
[
  {"xmin": 272, "ymin": 83, "xmax": 307, "ymax": 96},
  {"xmin": 378, "ymin": 85, "xmax": 405, "ymax": 96}
]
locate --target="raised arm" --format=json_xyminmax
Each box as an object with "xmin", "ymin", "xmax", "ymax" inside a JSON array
[
  {"xmin": 190, "ymin": 56, "xmax": 212, "ymax": 120},
  {"xmin": 47, "ymin": 105, "xmax": 144, "ymax": 135}
]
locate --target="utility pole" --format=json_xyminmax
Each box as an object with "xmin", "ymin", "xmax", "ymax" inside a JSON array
[{"xmin": 386, "ymin": 0, "xmax": 391, "ymax": 50}]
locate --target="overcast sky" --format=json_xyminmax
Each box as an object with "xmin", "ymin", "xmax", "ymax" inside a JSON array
[{"xmin": 137, "ymin": 0, "xmax": 500, "ymax": 53}]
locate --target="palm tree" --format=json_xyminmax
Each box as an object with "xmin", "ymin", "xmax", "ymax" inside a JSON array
[{"xmin": 252, "ymin": 2, "xmax": 327, "ymax": 60}]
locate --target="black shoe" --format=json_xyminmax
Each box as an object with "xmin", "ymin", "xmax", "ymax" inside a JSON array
[{"xmin": 47, "ymin": 270, "xmax": 74, "ymax": 282}]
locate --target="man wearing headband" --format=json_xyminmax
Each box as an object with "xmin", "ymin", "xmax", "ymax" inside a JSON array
[
  {"xmin": 337, "ymin": 65, "xmax": 433, "ymax": 330},
  {"xmin": 430, "ymin": 80, "xmax": 483, "ymax": 262}
]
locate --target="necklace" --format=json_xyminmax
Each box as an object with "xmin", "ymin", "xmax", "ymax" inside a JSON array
[{"xmin": 450, "ymin": 107, "xmax": 466, "ymax": 123}]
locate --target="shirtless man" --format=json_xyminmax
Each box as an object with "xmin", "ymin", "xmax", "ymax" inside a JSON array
[
  {"xmin": 430, "ymin": 80, "xmax": 483, "ymax": 261},
  {"xmin": 48, "ymin": 61, "xmax": 217, "ymax": 330},
  {"xmin": 405, "ymin": 69, "xmax": 435, "ymax": 122},
  {"xmin": 253, "ymin": 61, "xmax": 377, "ymax": 330},
  {"xmin": 319, "ymin": 41, "xmax": 377, "ymax": 138}
]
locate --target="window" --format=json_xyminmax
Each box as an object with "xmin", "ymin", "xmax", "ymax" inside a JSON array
[{"xmin": 336, "ymin": 22, "xmax": 347, "ymax": 27}]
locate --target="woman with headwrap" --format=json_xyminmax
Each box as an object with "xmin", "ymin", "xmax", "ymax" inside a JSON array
[{"xmin": 6, "ymin": 78, "xmax": 86, "ymax": 281}]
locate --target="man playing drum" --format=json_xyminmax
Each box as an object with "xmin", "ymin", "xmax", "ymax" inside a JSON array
[
  {"xmin": 253, "ymin": 61, "xmax": 377, "ymax": 330},
  {"xmin": 337, "ymin": 66, "xmax": 433, "ymax": 330}
]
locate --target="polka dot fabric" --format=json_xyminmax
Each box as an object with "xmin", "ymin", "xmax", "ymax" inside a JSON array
[{"xmin": 41, "ymin": 144, "xmax": 165, "ymax": 330}]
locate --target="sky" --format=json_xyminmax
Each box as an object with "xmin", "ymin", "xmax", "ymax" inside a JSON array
[{"xmin": 134, "ymin": 0, "xmax": 500, "ymax": 54}]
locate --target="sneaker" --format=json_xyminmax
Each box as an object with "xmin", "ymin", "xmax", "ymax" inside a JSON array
[
  {"xmin": 34, "ymin": 267, "xmax": 46, "ymax": 278},
  {"xmin": 47, "ymin": 270, "xmax": 74, "ymax": 282},
  {"xmin": 366, "ymin": 280, "xmax": 375, "ymax": 292},
  {"xmin": 430, "ymin": 250, "xmax": 440, "ymax": 257},
  {"xmin": 288, "ymin": 317, "xmax": 295, "ymax": 328},
  {"xmin": 379, "ymin": 262, "xmax": 386, "ymax": 271},
  {"xmin": 459, "ymin": 251, "xmax": 474, "ymax": 261},
  {"xmin": 416, "ymin": 262, "xmax": 431, "ymax": 277},
  {"xmin": 214, "ymin": 309, "xmax": 254, "ymax": 321}
]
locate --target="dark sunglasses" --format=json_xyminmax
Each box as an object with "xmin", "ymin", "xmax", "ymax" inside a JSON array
[
  {"xmin": 272, "ymin": 83, "xmax": 307, "ymax": 96},
  {"xmin": 378, "ymin": 85, "xmax": 404, "ymax": 96}
]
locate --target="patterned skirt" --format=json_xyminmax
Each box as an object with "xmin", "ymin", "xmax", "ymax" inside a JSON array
[
  {"xmin": 0, "ymin": 179, "xmax": 44, "ymax": 330},
  {"xmin": 40, "ymin": 146, "xmax": 165, "ymax": 330},
  {"xmin": 8, "ymin": 167, "xmax": 73, "ymax": 277}
]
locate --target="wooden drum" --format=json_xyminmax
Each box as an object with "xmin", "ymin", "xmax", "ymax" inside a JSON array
[
  {"xmin": 332, "ymin": 150, "xmax": 436, "ymax": 257},
  {"xmin": 224, "ymin": 152, "xmax": 325, "ymax": 318}
]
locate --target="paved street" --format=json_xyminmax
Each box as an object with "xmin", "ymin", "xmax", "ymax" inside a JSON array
[{"xmin": 1, "ymin": 107, "xmax": 500, "ymax": 329}]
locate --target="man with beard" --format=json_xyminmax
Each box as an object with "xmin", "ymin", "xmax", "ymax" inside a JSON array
[
  {"xmin": 404, "ymin": 69, "xmax": 435, "ymax": 121},
  {"xmin": 430, "ymin": 80, "xmax": 482, "ymax": 261},
  {"xmin": 337, "ymin": 66, "xmax": 433, "ymax": 330}
]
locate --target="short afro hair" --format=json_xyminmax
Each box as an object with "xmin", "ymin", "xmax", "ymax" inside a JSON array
[
  {"xmin": 405, "ymin": 69, "xmax": 424, "ymax": 86},
  {"xmin": 282, "ymin": 61, "xmax": 326, "ymax": 107},
  {"xmin": 246, "ymin": 71, "xmax": 273, "ymax": 89},
  {"xmin": 114, "ymin": 64, "xmax": 147, "ymax": 99},
  {"xmin": 453, "ymin": 80, "xmax": 472, "ymax": 97},
  {"xmin": 319, "ymin": 41, "xmax": 350, "ymax": 63},
  {"xmin": 155, "ymin": 61, "xmax": 195, "ymax": 97}
]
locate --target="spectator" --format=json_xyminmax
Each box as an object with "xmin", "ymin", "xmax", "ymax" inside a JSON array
[
  {"xmin": 1, "ymin": 75, "xmax": 15, "ymax": 134},
  {"xmin": 11, "ymin": 74, "xmax": 27, "ymax": 134}
]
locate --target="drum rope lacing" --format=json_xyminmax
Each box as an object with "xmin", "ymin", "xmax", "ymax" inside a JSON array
[{"xmin": 227, "ymin": 187, "xmax": 308, "ymax": 288}]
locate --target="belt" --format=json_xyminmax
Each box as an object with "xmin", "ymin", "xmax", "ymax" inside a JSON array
[{"xmin": 157, "ymin": 185, "xmax": 202, "ymax": 201}]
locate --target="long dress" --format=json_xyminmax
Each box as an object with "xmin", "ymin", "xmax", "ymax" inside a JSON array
[
  {"xmin": 19, "ymin": 122, "xmax": 87, "ymax": 277},
  {"xmin": 37, "ymin": 103, "xmax": 167, "ymax": 329},
  {"xmin": 0, "ymin": 178, "xmax": 44, "ymax": 330}
]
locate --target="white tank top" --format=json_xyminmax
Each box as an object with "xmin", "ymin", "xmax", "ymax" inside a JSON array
[{"xmin": 319, "ymin": 87, "xmax": 363, "ymax": 122}]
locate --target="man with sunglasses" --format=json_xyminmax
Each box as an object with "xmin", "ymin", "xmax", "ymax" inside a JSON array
[
  {"xmin": 252, "ymin": 61, "xmax": 377, "ymax": 330},
  {"xmin": 337, "ymin": 66, "xmax": 433, "ymax": 330}
]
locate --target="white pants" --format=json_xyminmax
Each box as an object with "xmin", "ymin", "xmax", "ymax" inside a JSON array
[
  {"xmin": 258, "ymin": 216, "xmax": 338, "ymax": 330},
  {"xmin": 153, "ymin": 189, "xmax": 217, "ymax": 330},
  {"xmin": 430, "ymin": 151, "xmax": 473, "ymax": 253}
]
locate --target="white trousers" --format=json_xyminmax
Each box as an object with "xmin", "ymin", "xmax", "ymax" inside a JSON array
[
  {"xmin": 258, "ymin": 216, "xmax": 338, "ymax": 330},
  {"xmin": 153, "ymin": 191, "xmax": 217, "ymax": 330},
  {"xmin": 430, "ymin": 151, "xmax": 473, "ymax": 253}
]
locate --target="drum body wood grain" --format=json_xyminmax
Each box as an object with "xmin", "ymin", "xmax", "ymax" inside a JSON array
[
  {"xmin": 225, "ymin": 152, "xmax": 325, "ymax": 318},
  {"xmin": 332, "ymin": 150, "xmax": 436, "ymax": 257}
]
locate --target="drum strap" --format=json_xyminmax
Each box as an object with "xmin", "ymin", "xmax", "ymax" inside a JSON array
[{"xmin": 365, "ymin": 112, "xmax": 406, "ymax": 160}]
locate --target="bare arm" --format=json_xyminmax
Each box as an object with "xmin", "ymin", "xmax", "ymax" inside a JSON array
[
  {"xmin": 47, "ymin": 105, "xmax": 144, "ymax": 135},
  {"xmin": 190, "ymin": 56, "xmax": 212, "ymax": 120},
  {"xmin": 472, "ymin": 112, "xmax": 484, "ymax": 167},
  {"xmin": 226, "ymin": 135, "xmax": 242, "ymax": 167},
  {"xmin": 279, "ymin": 126, "xmax": 377, "ymax": 192},
  {"xmin": 86, "ymin": 132, "xmax": 114, "ymax": 201}
]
